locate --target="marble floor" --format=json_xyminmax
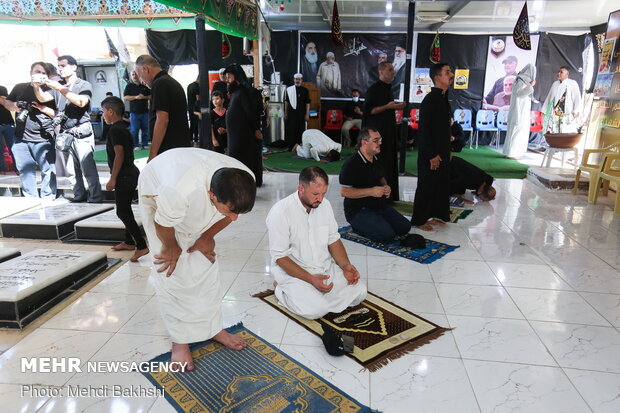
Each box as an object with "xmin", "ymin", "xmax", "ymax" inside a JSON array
[{"xmin": 1, "ymin": 169, "xmax": 620, "ymax": 413}]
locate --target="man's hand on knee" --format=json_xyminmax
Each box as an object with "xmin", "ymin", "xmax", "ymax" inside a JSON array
[
  {"xmin": 187, "ymin": 235, "xmax": 216, "ymax": 263},
  {"xmin": 342, "ymin": 264, "xmax": 360, "ymax": 285},
  {"xmin": 154, "ymin": 244, "xmax": 182, "ymax": 277},
  {"xmin": 310, "ymin": 274, "xmax": 334, "ymax": 293}
]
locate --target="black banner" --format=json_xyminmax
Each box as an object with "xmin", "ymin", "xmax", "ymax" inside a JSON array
[{"xmin": 299, "ymin": 32, "xmax": 407, "ymax": 98}]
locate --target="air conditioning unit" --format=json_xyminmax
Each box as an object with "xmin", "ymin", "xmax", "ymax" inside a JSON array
[{"xmin": 416, "ymin": 11, "xmax": 449, "ymax": 23}]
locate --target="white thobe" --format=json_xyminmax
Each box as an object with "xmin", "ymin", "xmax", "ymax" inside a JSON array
[
  {"xmin": 266, "ymin": 192, "xmax": 367, "ymax": 320},
  {"xmin": 542, "ymin": 78, "xmax": 582, "ymax": 131},
  {"xmin": 504, "ymin": 65, "xmax": 536, "ymax": 158},
  {"xmin": 297, "ymin": 129, "xmax": 342, "ymax": 161},
  {"xmin": 138, "ymin": 148, "xmax": 254, "ymax": 344},
  {"xmin": 316, "ymin": 61, "xmax": 342, "ymax": 91}
]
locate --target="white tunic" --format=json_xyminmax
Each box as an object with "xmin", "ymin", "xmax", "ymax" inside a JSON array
[
  {"xmin": 542, "ymin": 78, "xmax": 582, "ymax": 132},
  {"xmin": 297, "ymin": 129, "xmax": 342, "ymax": 161},
  {"xmin": 504, "ymin": 64, "xmax": 535, "ymax": 158},
  {"xmin": 266, "ymin": 192, "xmax": 367, "ymax": 319},
  {"xmin": 138, "ymin": 148, "xmax": 253, "ymax": 343}
]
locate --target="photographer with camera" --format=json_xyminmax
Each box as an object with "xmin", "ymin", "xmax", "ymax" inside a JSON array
[
  {"xmin": 3, "ymin": 62, "xmax": 57, "ymax": 198},
  {"xmin": 33, "ymin": 55, "xmax": 102, "ymax": 203}
]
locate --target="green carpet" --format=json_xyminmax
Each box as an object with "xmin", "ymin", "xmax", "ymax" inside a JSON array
[
  {"xmin": 263, "ymin": 146, "xmax": 529, "ymax": 179},
  {"xmin": 93, "ymin": 147, "xmax": 150, "ymax": 163}
]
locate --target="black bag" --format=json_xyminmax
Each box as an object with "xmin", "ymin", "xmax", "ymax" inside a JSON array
[{"xmin": 55, "ymin": 132, "xmax": 74, "ymax": 151}]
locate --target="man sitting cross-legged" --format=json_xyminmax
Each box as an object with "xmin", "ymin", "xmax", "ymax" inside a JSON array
[
  {"xmin": 266, "ymin": 166, "xmax": 367, "ymax": 319},
  {"xmin": 339, "ymin": 127, "xmax": 411, "ymax": 244},
  {"xmin": 138, "ymin": 148, "xmax": 256, "ymax": 371}
]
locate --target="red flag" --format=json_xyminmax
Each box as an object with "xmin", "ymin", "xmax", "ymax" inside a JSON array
[
  {"xmin": 331, "ymin": 0, "xmax": 344, "ymax": 47},
  {"xmin": 430, "ymin": 32, "xmax": 441, "ymax": 63},
  {"xmin": 222, "ymin": 33, "xmax": 232, "ymax": 59}
]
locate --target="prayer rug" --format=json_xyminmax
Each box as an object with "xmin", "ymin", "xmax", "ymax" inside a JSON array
[
  {"xmin": 253, "ymin": 291, "xmax": 451, "ymax": 372},
  {"xmin": 143, "ymin": 323, "xmax": 378, "ymax": 413},
  {"xmin": 338, "ymin": 226, "xmax": 458, "ymax": 264},
  {"xmin": 392, "ymin": 200, "xmax": 473, "ymax": 223}
]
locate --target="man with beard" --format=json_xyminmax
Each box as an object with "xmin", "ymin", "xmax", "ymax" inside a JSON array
[
  {"xmin": 316, "ymin": 52, "xmax": 342, "ymax": 94},
  {"xmin": 362, "ymin": 62, "xmax": 405, "ymax": 201},
  {"xmin": 368, "ymin": 52, "xmax": 388, "ymax": 87},
  {"xmin": 266, "ymin": 166, "xmax": 367, "ymax": 320},
  {"xmin": 285, "ymin": 73, "xmax": 310, "ymax": 150},
  {"xmin": 411, "ymin": 63, "xmax": 454, "ymax": 232},
  {"xmin": 392, "ymin": 45, "xmax": 407, "ymax": 98},
  {"xmin": 224, "ymin": 64, "xmax": 263, "ymax": 187},
  {"xmin": 301, "ymin": 42, "xmax": 319, "ymax": 85},
  {"xmin": 484, "ymin": 55, "xmax": 518, "ymax": 106}
]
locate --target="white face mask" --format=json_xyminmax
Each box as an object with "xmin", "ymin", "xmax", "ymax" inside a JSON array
[{"xmin": 352, "ymin": 96, "xmax": 359, "ymax": 102}]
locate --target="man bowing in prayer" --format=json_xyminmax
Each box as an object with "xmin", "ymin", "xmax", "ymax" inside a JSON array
[
  {"xmin": 363, "ymin": 62, "xmax": 405, "ymax": 201},
  {"xmin": 138, "ymin": 148, "xmax": 256, "ymax": 371},
  {"xmin": 285, "ymin": 73, "xmax": 311, "ymax": 150},
  {"xmin": 411, "ymin": 62, "xmax": 454, "ymax": 232},
  {"xmin": 266, "ymin": 166, "xmax": 367, "ymax": 320}
]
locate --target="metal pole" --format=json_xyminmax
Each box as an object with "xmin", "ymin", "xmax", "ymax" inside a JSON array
[
  {"xmin": 400, "ymin": 0, "xmax": 416, "ymax": 174},
  {"xmin": 195, "ymin": 15, "xmax": 210, "ymax": 149}
]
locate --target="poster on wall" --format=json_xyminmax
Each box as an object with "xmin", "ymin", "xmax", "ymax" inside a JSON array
[
  {"xmin": 599, "ymin": 38, "xmax": 616, "ymax": 73},
  {"xmin": 414, "ymin": 68, "xmax": 432, "ymax": 85},
  {"xmin": 482, "ymin": 34, "xmax": 540, "ymax": 110},
  {"xmin": 454, "ymin": 69, "xmax": 470, "ymax": 89},
  {"xmin": 299, "ymin": 32, "xmax": 407, "ymax": 99},
  {"xmin": 410, "ymin": 84, "xmax": 432, "ymax": 103}
]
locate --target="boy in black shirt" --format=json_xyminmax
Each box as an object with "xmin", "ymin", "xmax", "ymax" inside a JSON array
[{"xmin": 101, "ymin": 96, "xmax": 149, "ymax": 262}]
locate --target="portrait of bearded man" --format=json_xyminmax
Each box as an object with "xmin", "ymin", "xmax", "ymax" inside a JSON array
[
  {"xmin": 392, "ymin": 45, "xmax": 407, "ymax": 98},
  {"xmin": 301, "ymin": 41, "xmax": 319, "ymax": 85}
]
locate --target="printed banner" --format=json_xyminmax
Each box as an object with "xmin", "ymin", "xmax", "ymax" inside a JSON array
[
  {"xmin": 454, "ymin": 69, "xmax": 470, "ymax": 89},
  {"xmin": 299, "ymin": 32, "xmax": 407, "ymax": 99}
]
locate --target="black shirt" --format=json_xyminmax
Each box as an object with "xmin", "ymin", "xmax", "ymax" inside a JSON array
[
  {"xmin": 285, "ymin": 86, "xmax": 310, "ymax": 115},
  {"xmin": 187, "ymin": 81, "xmax": 199, "ymax": 114},
  {"xmin": 363, "ymin": 80, "xmax": 394, "ymax": 132},
  {"xmin": 51, "ymin": 78, "xmax": 92, "ymax": 129},
  {"xmin": 7, "ymin": 83, "xmax": 56, "ymax": 142},
  {"xmin": 106, "ymin": 121, "xmax": 138, "ymax": 175},
  {"xmin": 149, "ymin": 71, "xmax": 191, "ymax": 154},
  {"xmin": 345, "ymin": 100, "xmax": 363, "ymax": 120},
  {"xmin": 418, "ymin": 87, "xmax": 452, "ymax": 161},
  {"xmin": 339, "ymin": 151, "xmax": 388, "ymax": 221},
  {"xmin": 211, "ymin": 108, "xmax": 227, "ymax": 148},
  {"xmin": 450, "ymin": 156, "xmax": 494, "ymax": 193},
  {"xmin": 0, "ymin": 86, "xmax": 14, "ymax": 125},
  {"xmin": 123, "ymin": 82, "xmax": 150, "ymax": 114}
]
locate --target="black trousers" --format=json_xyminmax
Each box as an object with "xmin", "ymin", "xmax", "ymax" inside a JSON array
[{"xmin": 115, "ymin": 171, "xmax": 147, "ymax": 250}]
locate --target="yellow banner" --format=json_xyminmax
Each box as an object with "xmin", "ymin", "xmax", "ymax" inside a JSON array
[{"xmin": 454, "ymin": 69, "xmax": 469, "ymax": 89}]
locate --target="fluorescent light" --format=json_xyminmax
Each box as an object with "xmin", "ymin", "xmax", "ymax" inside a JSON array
[
  {"xmin": 386, "ymin": 1, "xmax": 392, "ymax": 14},
  {"xmin": 384, "ymin": 18, "xmax": 392, "ymax": 27}
]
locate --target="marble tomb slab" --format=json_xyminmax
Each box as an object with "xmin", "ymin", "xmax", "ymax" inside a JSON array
[
  {"xmin": 0, "ymin": 197, "xmax": 42, "ymax": 236},
  {"xmin": 0, "ymin": 249, "xmax": 109, "ymax": 328},
  {"xmin": 0, "ymin": 248, "xmax": 21, "ymax": 264},
  {"xmin": 74, "ymin": 205, "xmax": 143, "ymax": 242},
  {"xmin": 0, "ymin": 203, "xmax": 113, "ymax": 239}
]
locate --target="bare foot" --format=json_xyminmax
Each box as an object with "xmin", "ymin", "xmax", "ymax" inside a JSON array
[
  {"xmin": 428, "ymin": 219, "xmax": 446, "ymax": 226},
  {"xmin": 171, "ymin": 342, "xmax": 194, "ymax": 372},
  {"xmin": 416, "ymin": 223, "xmax": 435, "ymax": 232},
  {"xmin": 112, "ymin": 242, "xmax": 135, "ymax": 251},
  {"xmin": 130, "ymin": 248, "xmax": 150, "ymax": 262},
  {"xmin": 213, "ymin": 330, "xmax": 247, "ymax": 351}
]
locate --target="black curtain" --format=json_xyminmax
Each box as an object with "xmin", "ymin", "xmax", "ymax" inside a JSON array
[
  {"xmin": 267, "ymin": 30, "xmax": 298, "ymax": 86},
  {"xmin": 535, "ymin": 33, "xmax": 588, "ymax": 107},
  {"xmin": 416, "ymin": 33, "xmax": 489, "ymax": 113}
]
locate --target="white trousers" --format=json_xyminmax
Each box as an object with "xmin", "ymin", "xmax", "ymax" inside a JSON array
[
  {"xmin": 140, "ymin": 196, "xmax": 223, "ymax": 344},
  {"xmin": 273, "ymin": 261, "xmax": 367, "ymax": 320}
]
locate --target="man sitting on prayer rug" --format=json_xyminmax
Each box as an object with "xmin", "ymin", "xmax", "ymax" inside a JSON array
[
  {"xmin": 138, "ymin": 148, "xmax": 256, "ymax": 371},
  {"xmin": 266, "ymin": 166, "xmax": 367, "ymax": 320}
]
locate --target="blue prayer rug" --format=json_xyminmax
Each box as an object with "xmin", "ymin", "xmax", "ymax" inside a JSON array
[
  {"xmin": 339, "ymin": 226, "xmax": 459, "ymax": 264},
  {"xmin": 143, "ymin": 323, "xmax": 380, "ymax": 413}
]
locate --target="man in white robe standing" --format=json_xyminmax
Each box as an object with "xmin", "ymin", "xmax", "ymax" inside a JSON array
[
  {"xmin": 542, "ymin": 66, "xmax": 582, "ymax": 133},
  {"xmin": 503, "ymin": 64, "xmax": 536, "ymax": 159},
  {"xmin": 266, "ymin": 166, "xmax": 367, "ymax": 320},
  {"xmin": 139, "ymin": 148, "xmax": 256, "ymax": 371},
  {"xmin": 292, "ymin": 129, "xmax": 342, "ymax": 162}
]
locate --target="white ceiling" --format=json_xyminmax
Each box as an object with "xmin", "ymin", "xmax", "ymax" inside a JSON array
[{"xmin": 260, "ymin": 0, "xmax": 619, "ymax": 33}]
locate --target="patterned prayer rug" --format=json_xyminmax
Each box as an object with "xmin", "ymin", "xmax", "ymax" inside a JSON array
[
  {"xmin": 143, "ymin": 323, "xmax": 379, "ymax": 413},
  {"xmin": 392, "ymin": 200, "xmax": 473, "ymax": 223},
  {"xmin": 338, "ymin": 226, "xmax": 458, "ymax": 264},
  {"xmin": 254, "ymin": 291, "xmax": 451, "ymax": 372}
]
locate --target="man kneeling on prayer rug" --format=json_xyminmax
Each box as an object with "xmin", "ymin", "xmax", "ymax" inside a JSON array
[
  {"xmin": 266, "ymin": 166, "xmax": 367, "ymax": 319},
  {"xmin": 138, "ymin": 148, "xmax": 256, "ymax": 371}
]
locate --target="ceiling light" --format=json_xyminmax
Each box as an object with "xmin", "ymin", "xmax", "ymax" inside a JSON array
[{"xmin": 384, "ymin": 18, "xmax": 392, "ymax": 27}]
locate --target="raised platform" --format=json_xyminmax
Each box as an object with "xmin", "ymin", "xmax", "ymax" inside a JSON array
[
  {"xmin": 0, "ymin": 203, "xmax": 113, "ymax": 239},
  {"xmin": 0, "ymin": 249, "xmax": 118, "ymax": 329},
  {"xmin": 527, "ymin": 166, "xmax": 588, "ymax": 192},
  {"xmin": 0, "ymin": 175, "xmax": 121, "ymax": 202},
  {"xmin": 0, "ymin": 197, "xmax": 42, "ymax": 236},
  {"xmin": 74, "ymin": 205, "xmax": 143, "ymax": 242},
  {"xmin": 0, "ymin": 248, "xmax": 20, "ymax": 264}
]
